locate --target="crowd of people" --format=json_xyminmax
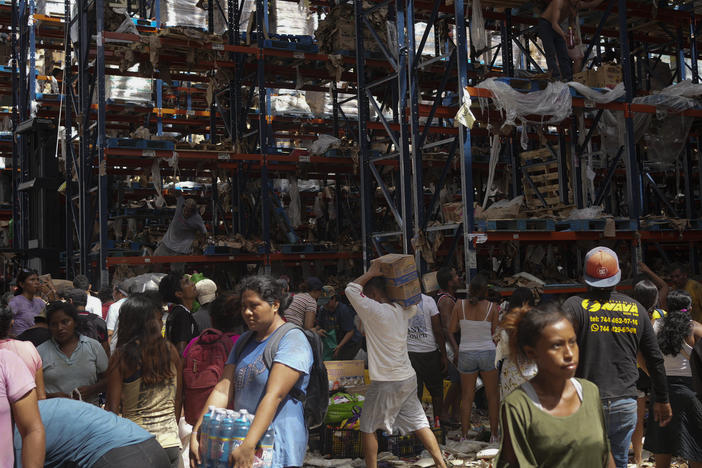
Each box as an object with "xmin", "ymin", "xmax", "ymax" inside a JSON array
[{"xmin": 1, "ymin": 244, "xmax": 702, "ymax": 468}]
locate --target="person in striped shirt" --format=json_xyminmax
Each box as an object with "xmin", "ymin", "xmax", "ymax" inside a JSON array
[{"xmin": 283, "ymin": 277, "xmax": 323, "ymax": 329}]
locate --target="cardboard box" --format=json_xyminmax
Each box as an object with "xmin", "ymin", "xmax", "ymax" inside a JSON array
[
  {"xmin": 422, "ymin": 271, "xmax": 439, "ymax": 293},
  {"xmin": 374, "ymin": 253, "xmax": 422, "ymax": 306},
  {"xmin": 325, "ymin": 360, "xmax": 365, "ymax": 386},
  {"xmin": 592, "ymin": 63, "xmax": 622, "ymax": 89},
  {"xmin": 572, "ymin": 70, "xmax": 590, "ymax": 85},
  {"xmin": 441, "ymin": 202, "xmax": 463, "ymax": 223}
]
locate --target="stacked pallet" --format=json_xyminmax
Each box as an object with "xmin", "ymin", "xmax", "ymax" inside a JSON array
[{"xmin": 520, "ymin": 146, "xmax": 571, "ymax": 210}]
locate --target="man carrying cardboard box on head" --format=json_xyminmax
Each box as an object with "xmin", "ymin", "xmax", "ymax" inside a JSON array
[{"xmin": 345, "ymin": 255, "xmax": 446, "ymax": 468}]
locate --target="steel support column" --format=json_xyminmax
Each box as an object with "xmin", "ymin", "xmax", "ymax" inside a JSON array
[
  {"xmin": 691, "ymin": 11, "xmax": 699, "ymax": 84},
  {"xmin": 456, "ymin": 0, "xmax": 476, "ymax": 282},
  {"xmin": 618, "ymin": 0, "xmax": 642, "ymax": 276},
  {"xmin": 354, "ymin": 0, "xmax": 374, "ymax": 269}
]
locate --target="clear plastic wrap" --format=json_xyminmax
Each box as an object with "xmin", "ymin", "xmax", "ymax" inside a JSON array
[
  {"xmin": 470, "ymin": 0, "xmax": 487, "ymax": 55},
  {"xmin": 160, "ymin": 0, "xmax": 207, "ymax": 29},
  {"xmin": 477, "ymin": 77, "xmax": 572, "ymax": 149},
  {"xmin": 104, "ymin": 76, "xmax": 153, "ymax": 105},
  {"xmin": 598, "ymin": 80, "xmax": 702, "ymax": 164}
]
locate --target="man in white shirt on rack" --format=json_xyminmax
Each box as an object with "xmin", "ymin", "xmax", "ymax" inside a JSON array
[
  {"xmin": 345, "ymin": 262, "xmax": 446, "ymax": 468},
  {"xmin": 154, "ymin": 195, "xmax": 207, "ymax": 272}
]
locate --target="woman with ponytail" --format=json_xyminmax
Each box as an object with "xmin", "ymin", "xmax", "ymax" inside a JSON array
[
  {"xmin": 496, "ymin": 304, "xmax": 614, "ymax": 467},
  {"xmin": 496, "ymin": 288, "xmax": 538, "ymax": 400},
  {"xmin": 643, "ymin": 290, "xmax": 702, "ymax": 468},
  {"xmin": 448, "ymin": 274, "xmax": 499, "ymax": 441}
]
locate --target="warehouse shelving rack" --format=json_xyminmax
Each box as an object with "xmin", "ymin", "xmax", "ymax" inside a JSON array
[
  {"xmin": 351, "ymin": 0, "xmax": 702, "ymax": 287},
  {"xmin": 6, "ymin": 0, "xmax": 702, "ymax": 288}
]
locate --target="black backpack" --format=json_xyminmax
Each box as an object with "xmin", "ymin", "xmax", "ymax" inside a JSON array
[
  {"xmin": 78, "ymin": 313, "xmax": 108, "ymax": 344},
  {"xmin": 233, "ymin": 322, "xmax": 329, "ymax": 429}
]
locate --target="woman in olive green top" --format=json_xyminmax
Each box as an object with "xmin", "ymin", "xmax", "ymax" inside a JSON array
[{"xmin": 497, "ymin": 304, "xmax": 614, "ymax": 468}]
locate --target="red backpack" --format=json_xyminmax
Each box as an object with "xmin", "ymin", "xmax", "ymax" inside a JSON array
[{"xmin": 182, "ymin": 328, "xmax": 236, "ymax": 425}]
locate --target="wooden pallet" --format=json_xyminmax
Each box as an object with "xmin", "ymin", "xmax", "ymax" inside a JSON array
[{"xmin": 520, "ymin": 146, "xmax": 569, "ymax": 208}]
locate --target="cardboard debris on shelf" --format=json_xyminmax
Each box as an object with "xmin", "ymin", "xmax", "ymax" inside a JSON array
[
  {"xmin": 314, "ymin": 3, "xmax": 389, "ymax": 55},
  {"xmin": 640, "ymin": 215, "xmax": 689, "ymax": 232},
  {"xmin": 475, "ymin": 195, "xmax": 523, "ymax": 220},
  {"xmin": 573, "ymin": 62, "xmax": 622, "ymax": 89},
  {"xmin": 502, "ymin": 272, "xmax": 546, "ymax": 289},
  {"xmin": 441, "ymin": 202, "xmax": 463, "ymax": 223}
]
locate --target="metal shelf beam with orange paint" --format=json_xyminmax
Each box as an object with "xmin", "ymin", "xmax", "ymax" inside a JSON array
[
  {"xmin": 494, "ymin": 283, "xmax": 634, "ymax": 297},
  {"xmin": 106, "ymin": 251, "xmax": 362, "ymax": 266},
  {"xmin": 466, "ymin": 86, "xmax": 702, "ymax": 118},
  {"xmin": 470, "ymin": 230, "xmax": 702, "ymax": 243}
]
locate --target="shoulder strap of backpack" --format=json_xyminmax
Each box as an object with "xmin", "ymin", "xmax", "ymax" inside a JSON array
[
  {"xmin": 262, "ymin": 322, "xmax": 308, "ymax": 402},
  {"xmin": 232, "ymin": 330, "xmax": 256, "ymax": 364},
  {"xmin": 262, "ymin": 322, "xmax": 301, "ymax": 368}
]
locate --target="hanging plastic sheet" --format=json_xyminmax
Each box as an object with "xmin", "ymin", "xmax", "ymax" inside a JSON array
[
  {"xmin": 482, "ymin": 134, "xmax": 501, "ymax": 209},
  {"xmin": 470, "ymin": 0, "xmax": 488, "ymax": 56},
  {"xmin": 477, "ymin": 78, "xmax": 572, "ymax": 149},
  {"xmin": 598, "ymin": 80, "xmax": 702, "ymax": 164}
]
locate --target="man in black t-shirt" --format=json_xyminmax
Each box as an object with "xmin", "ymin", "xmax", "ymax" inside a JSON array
[
  {"xmin": 562, "ymin": 246, "xmax": 671, "ymax": 468},
  {"xmin": 159, "ymin": 273, "xmax": 200, "ymax": 354}
]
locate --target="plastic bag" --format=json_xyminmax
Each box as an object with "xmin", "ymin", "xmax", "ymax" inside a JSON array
[{"xmin": 309, "ymin": 134, "xmax": 341, "ymax": 155}]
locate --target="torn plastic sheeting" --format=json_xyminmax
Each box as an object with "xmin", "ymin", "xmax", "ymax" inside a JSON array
[
  {"xmin": 309, "ymin": 134, "xmax": 341, "ymax": 155},
  {"xmin": 655, "ymin": 78, "xmax": 702, "ymax": 98},
  {"xmin": 470, "ymin": 0, "xmax": 487, "ymax": 55},
  {"xmin": 151, "ymin": 159, "xmax": 167, "ymax": 209},
  {"xmin": 598, "ymin": 82, "xmax": 702, "ymax": 163},
  {"xmin": 482, "ymin": 134, "xmax": 500, "ymax": 209},
  {"xmin": 476, "ymin": 78, "xmax": 572, "ymax": 150},
  {"xmin": 567, "ymin": 81, "xmax": 625, "ymax": 103}
]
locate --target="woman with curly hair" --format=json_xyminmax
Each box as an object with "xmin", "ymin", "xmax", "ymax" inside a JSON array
[
  {"xmin": 106, "ymin": 293, "xmax": 183, "ymax": 467},
  {"xmin": 644, "ymin": 290, "xmax": 702, "ymax": 468}
]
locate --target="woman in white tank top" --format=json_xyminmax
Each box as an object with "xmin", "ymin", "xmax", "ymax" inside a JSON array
[{"xmin": 448, "ymin": 275, "xmax": 499, "ymax": 441}]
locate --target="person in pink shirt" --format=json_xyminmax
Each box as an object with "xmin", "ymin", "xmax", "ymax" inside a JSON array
[
  {"xmin": 0, "ymin": 307, "xmax": 45, "ymax": 399},
  {"xmin": 0, "ymin": 348, "xmax": 45, "ymax": 468}
]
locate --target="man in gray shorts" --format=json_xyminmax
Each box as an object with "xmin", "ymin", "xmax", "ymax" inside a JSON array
[{"xmin": 346, "ymin": 262, "xmax": 446, "ymax": 468}]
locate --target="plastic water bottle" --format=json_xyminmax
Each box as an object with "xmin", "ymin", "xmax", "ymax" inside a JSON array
[
  {"xmin": 198, "ymin": 406, "xmax": 216, "ymax": 468},
  {"xmin": 214, "ymin": 410, "xmax": 236, "ymax": 468},
  {"xmin": 231, "ymin": 409, "xmax": 251, "ymax": 451},
  {"xmin": 205, "ymin": 410, "xmax": 225, "ymax": 468},
  {"xmin": 259, "ymin": 426, "xmax": 275, "ymax": 468}
]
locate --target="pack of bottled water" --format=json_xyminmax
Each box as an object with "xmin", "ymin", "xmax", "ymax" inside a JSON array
[{"xmin": 198, "ymin": 406, "xmax": 275, "ymax": 468}]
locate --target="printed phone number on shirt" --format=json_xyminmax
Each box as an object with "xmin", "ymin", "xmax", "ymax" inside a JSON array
[{"xmin": 589, "ymin": 315, "xmax": 638, "ymax": 333}]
